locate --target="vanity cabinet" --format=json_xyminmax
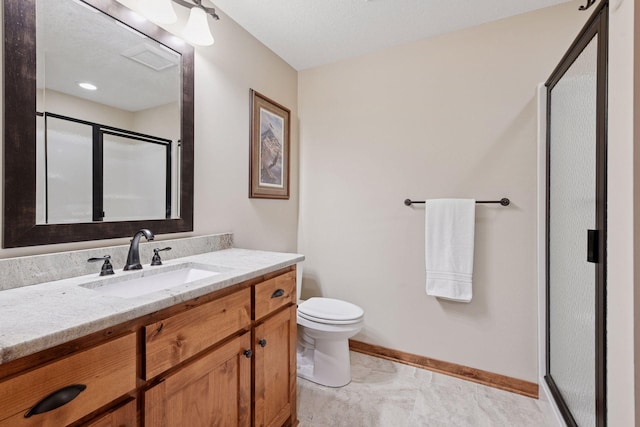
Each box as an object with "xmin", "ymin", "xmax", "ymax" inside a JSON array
[
  {"xmin": 0, "ymin": 266, "xmax": 297, "ymax": 427},
  {"xmin": 145, "ymin": 333, "xmax": 252, "ymax": 426},
  {"xmin": 143, "ymin": 269, "xmax": 298, "ymax": 427}
]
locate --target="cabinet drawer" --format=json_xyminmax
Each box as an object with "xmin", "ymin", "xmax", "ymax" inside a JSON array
[
  {"xmin": 0, "ymin": 333, "xmax": 136, "ymax": 427},
  {"xmin": 145, "ymin": 288, "xmax": 251, "ymax": 379},
  {"xmin": 254, "ymin": 271, "xmax": 296, "ymax": 320}
]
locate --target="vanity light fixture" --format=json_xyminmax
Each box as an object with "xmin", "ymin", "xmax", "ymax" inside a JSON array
[
  {"xmin": 140, "ymin": 0, "xmax": 177, "ymax": 24},
  {"xmin": 139, "ymin": 0, "xmax": 220, "ymax": 46},
  {"xmin": 78, "ymin": 82, "xmax": 98, "ymax": 91},
  {"xmin": 183, "ymin": 5, "xmax": 214, "ymax": 45}
]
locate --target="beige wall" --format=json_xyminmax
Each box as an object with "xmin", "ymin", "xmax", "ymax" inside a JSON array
[
  {"xmin": 39, "ymin": 89, "xmax": 134, "ymax": 129},
  {"xmin": 608, "ymin": 0, "xmax": 636, "ymax": 424},
  {"xmin": 297, "ymin": 1, "xmax": 586, "ymax": 383},
  {"xmin": 187, "ymin": 7, "xmax": 299, "ymax": 253},
  {"xmin": 132, "ymin": 102, "xmax": 180, "ymax": 141},
  {"xmin": 0, "ymin": 1, "xmax": 299, "ymax": 258}
]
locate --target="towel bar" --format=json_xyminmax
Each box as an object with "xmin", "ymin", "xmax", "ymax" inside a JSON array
[{"xmin": 404, "ymin": 198, "xmax": 510, "ymax": 206}]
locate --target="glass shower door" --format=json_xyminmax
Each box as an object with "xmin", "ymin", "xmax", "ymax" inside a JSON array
[
  {"xmin": 545, "ymin": 4, "xmax": 607, "ymax": 425},
  {"xmin": 548, "ymin": 35, "xmax": 597, "ymax": 427}
]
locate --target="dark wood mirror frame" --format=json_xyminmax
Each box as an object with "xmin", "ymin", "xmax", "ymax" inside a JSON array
[{"xmin": 3, "ymin": 0, "xmax": 194, "ymax": 248}]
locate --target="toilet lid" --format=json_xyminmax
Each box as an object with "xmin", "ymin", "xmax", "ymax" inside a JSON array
[{"xmin": 298, "ymin": 297, "xmax": 364, "ymax": 322}]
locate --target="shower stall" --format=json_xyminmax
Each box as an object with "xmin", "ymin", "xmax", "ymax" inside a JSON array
[
  {"xmin": 544, "ymin": 2, "xmax": 608, "ymax": 426},
  {"xmin": 35, "ymin": 112, "xmax": 179, "ymax": 224}
]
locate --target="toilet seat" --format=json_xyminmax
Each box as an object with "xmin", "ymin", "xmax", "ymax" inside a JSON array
[{"xmin": 298, "ymin": 297, "xmax": 364, "ymax": 325}]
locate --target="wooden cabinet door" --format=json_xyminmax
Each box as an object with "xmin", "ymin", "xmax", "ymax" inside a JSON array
[
  {"xmin": 144, "ymin": 333, "xmax": 252, "ymax": 427},
  {"xmin": 85, "ymin": 399, "xmax": 136, "ymax": 427},
  {"xmin": 254, "ymin": 306, "xmax": 296, "ymax": 427}
]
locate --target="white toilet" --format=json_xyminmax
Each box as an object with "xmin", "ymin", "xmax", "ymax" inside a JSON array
[{"xmin": 296, "ymin": 266, "xmax": 364, "ymax": 387}]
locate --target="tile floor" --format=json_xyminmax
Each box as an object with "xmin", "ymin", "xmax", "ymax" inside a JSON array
[{"xmin": 297, "ymin": 351, "xmax": 558, "ymax": 427}]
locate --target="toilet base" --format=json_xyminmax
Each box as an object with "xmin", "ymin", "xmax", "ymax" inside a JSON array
[{"xmin": 296, "ymin": 335, "xmax": 352, "ymax": 388}]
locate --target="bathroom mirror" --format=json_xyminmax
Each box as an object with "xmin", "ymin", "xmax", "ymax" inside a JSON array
[{"xmin": 3, "ymin": 0, "xmax": 194, "ymax": 247}]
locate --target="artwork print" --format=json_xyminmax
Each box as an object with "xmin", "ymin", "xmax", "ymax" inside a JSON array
[
  {"xmin": 259, "ymin": 108, "xmax": 284, "ymax": 188},
  {"xmin": 249, "ymin": 90, "xmax": 290, "ymax": 199}
]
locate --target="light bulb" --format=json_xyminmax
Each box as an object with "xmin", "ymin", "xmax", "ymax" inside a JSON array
[
  {"xmin": 140, "ymin": 0, "xmax": 177, "ymax": 24},
  {"xmin": 183, "ymin": 7, "xmax": 214, "ymax": 46}
]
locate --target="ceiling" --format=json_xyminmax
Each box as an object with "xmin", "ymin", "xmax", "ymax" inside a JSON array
[
  {"xmin": 212, "ymin": 0, "xmax": 576, "ymax": 70},
  {"xmin": 37, "ymin": 0, "xmax": 180, "ymax": 112}
]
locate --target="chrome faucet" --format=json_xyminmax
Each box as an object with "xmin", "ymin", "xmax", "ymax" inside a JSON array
[{"xmin": 123, "ymin": 229, "xmax": 155, "ymax": 270}]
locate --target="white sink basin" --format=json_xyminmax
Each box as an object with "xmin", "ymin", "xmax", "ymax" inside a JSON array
[{"xmin": 81, "ymin": 263, "xmax": 225, "ymax": 298}]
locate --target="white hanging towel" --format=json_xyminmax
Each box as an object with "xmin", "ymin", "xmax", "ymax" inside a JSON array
[{"xmin": 425, "ymin": 199, "xmax": 476, "ymax": 302}]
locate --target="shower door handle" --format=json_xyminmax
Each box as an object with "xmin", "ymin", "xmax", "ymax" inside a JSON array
[{"xmin": 587, "ymin": 229, "xmax": 598, "ymax": 263}]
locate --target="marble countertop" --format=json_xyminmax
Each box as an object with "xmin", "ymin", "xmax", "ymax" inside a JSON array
[{"xmin": 0, "ymin": 248, "xmax": 304, "ymax": 364}]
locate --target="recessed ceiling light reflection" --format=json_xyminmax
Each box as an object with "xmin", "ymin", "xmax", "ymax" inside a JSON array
[{"xmin": 78, "ymin": 82, "xmax": 98, "ymax": 91}]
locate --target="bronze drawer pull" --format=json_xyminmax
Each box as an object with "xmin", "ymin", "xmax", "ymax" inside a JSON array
[
  {"xmin": 271, "ymin": 289, "xmax": 285, "ymax": 298},
  {"xmin": 24, "ymin": 384, "xmax": 87, "ymax": 418},
  {"xmin": 258, "ymin": 339, "xmax": 267, "ymax": 347}
]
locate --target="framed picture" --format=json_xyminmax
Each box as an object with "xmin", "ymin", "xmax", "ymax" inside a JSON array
[{"xmin": 249, "ymin": 90, "xmax": 290, "ymax": 199}]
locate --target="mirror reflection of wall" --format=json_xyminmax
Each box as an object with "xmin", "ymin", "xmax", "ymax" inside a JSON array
[{"xmin": 34, "ymin": 0, "xmax": 181, "ymax": 225}]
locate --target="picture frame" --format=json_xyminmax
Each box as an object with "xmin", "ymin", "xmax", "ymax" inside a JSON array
[{"xmin": 249, "ymin": 89, "xmax": 290, "ymax": 199}]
